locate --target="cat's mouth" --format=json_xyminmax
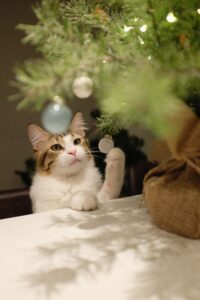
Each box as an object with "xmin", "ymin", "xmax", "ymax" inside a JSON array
[{"xmin": 69, "ymin": 158, "xmax": 81, "ymax": 165}]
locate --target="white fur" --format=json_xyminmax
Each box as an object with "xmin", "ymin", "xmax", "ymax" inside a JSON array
[
  {"xmin": 30, "ymin": 133, "xmax": 125, "ymax": 213},
  {"xmin": 30, "ymin": 160, "xmax": 101, "ymax": 212},
  {"xmin": 98, "ymin": 148, "xmax": 125, "ymax": 203}
]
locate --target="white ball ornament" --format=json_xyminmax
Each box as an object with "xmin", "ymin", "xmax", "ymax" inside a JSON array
[
  {"xmin": 41, "ymin": 102, "xmax": 72, "ymax": 134},
  {"xmin": 98, "ymin": 135, "xmax": 114, "ymax": 154},
  {"xmin": 72, "ymin": 75, "xmax": 94, "ymax": 99}
]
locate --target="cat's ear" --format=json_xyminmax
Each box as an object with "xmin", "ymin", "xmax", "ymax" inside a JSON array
[
  {"xmin": 69, "ymin": 112, "xmax": 87, "ymax": 137},
  {"xmin": 28, "ymin": 124, "xmax": 49, "ymax": 151}
]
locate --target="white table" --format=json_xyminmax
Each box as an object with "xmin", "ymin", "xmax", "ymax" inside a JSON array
[{"xmin": 0, "ymin": 195, "xmax": 200, "ymax": 300}]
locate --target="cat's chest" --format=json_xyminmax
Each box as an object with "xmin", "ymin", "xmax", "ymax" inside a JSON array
[
  {"xmin": 57, "ymin": 177, "xmax": 91, "ymax": 194},
  {"xmin": 46, "ymin": 176, "xmax": 91, "ymax": 194},
  {"xmin": 37, "ymin": 168, "xmax": 101, "ymax": 194}
]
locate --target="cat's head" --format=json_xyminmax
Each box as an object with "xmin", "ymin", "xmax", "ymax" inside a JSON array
[{"xmin": 28, "ymin": 112, "xmax": 92, "ymax": 176}]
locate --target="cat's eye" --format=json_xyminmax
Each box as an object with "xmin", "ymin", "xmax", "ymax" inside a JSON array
[
  {"xmin": 51, "ymin": 144, "xmax": 62, "ymax": 151},
  {"xmin": 73, "ymin": 138, "xmax": 81, "ymax": 145}
]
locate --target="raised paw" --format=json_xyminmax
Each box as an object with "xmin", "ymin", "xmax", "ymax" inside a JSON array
[
  {"xmin": 105, "ymin": 147, "xmax": 125, "ymax": 174},
  {"xmin": 70, "ymin": 191, "xmax": 98, "ymax": 211},
  {"xmin": 98, "ymin": 148, "xmax": 125, "ymax": 203}
]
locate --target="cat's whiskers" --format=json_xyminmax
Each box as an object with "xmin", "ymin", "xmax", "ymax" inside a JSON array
[
  {"xmin": 85, "ymin": 150, "xmax": 101, "ymax": 155},
  {"xmin": 85, "ymin": 151, "xmax": 103, "ymax": 159},
  {"xmin": 90, "ymin": 151, "xmax": 101, "ymax": 154},
  {"xmin": 92, "ymin": 155, "xmax": 104, "ymax": 159},
  {"xmin": 89, "ymin": 148, "xmax": 101, "ymax": 153}
]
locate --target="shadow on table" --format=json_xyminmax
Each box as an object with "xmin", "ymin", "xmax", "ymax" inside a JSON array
[{"xmin": 23, "ymin": 199, "xmax": 200, "ymax": 299}]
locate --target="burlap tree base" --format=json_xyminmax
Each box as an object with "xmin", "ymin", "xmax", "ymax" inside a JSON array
[{"xmin": 144, "ymin": 102, "xmax": 200, "ymax": 239}]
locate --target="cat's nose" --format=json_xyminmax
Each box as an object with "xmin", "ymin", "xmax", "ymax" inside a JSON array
[{"xmin": 68, "ymin": 149, "xmax": 77, "ymax": 157}]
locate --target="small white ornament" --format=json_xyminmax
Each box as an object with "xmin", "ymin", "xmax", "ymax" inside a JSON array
[
  {"xmin": 72, "ymin": 75, "xmax": 94, "ymax": 99},
  {"xmin": 98, "ymin": 135, "xmax": 114, "ymax": 154}
]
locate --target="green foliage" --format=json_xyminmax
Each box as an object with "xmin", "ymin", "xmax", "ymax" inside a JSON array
[
  {"xmin": 99, "ymin": 65, "xmax": 180, "ymax": 137},
  {"xmin": 96, "ymin": 113, "xmax": 122, "ymax": 136},
  {"xmin": 11, "ymin": 0, "xmax": 200, "ymax": 136}
]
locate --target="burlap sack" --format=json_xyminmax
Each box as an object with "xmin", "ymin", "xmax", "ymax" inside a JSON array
[{"xmin": 144, "ymin": 103, "xmax": 200, "ymax": 239}]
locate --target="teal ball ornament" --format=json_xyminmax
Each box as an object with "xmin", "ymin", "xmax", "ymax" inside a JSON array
[{"xmin": 41, "ymin": 103, "xmax": 72, "ymax": 134}]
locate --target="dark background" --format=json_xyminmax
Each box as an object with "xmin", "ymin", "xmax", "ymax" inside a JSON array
[
  {"xmin": 0, "ymin": 0, "xmax": 39, "ymax": 190},
  {"xmin": 0, "ymin": 0, "xmax": 98, "ymax": 190}
]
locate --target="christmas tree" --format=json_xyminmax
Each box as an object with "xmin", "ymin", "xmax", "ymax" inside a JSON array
[{"xmin": 11, "ymin": 0, "xmax": 200, "ymax": 137}]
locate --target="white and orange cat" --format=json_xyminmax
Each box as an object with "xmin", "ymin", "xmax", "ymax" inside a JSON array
[{"xmin": 28, "ymin": 112, "xmax": 125, "ymax": 213}]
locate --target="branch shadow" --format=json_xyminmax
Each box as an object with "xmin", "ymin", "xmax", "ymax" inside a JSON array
[
  {"xmin": 127, "ymin": 239, "xmax": 200, "ymax": 300},
  {"xmin": 22, "ymin": 198, "xmax": 200, "ymax": 299}
]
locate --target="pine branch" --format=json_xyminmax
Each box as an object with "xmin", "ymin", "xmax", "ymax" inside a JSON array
[{"xmin": 10, "ymin": 0, "xmax": 200, "ymax": 136}]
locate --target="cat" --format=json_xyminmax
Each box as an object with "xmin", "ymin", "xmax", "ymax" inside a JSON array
[{"xmin": 28, "ymin": 112, "xmax": 125, "ymax": 213}]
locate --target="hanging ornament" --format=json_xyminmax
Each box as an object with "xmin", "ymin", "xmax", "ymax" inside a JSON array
[
  {"xmin": 98, "ymin": 135, "xmax": 114, "ymax": 154},
  {"xmin": 41, "ymin": 98, "xmax": 72, "ymax": 134},
  {"xmin": 72, "ymin": 75, "xmax": 94, "ymax": 99}
]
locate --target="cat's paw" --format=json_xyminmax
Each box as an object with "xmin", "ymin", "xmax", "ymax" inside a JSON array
[
  {"xmin": 105, "ymin": 148, "xmax": 125, "ymax": 177},
  {"xmin": 70, "ymin": 191, "xmax": 98, "ymax": 211},
  {"xmin": 98, "ymin": 148, "xmax": 125, "ymax": 203}
]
